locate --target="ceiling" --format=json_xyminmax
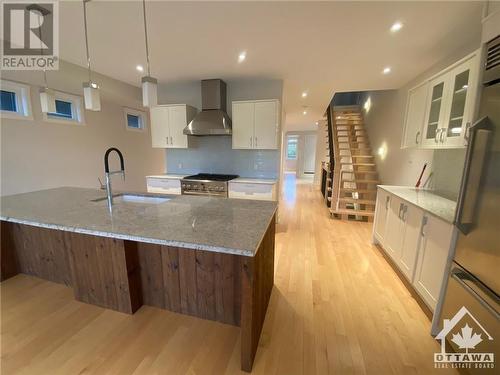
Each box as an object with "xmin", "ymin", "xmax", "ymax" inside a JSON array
[{"xmin": 58, "ymin": 1, "xmax": 483, "ymax": 131}]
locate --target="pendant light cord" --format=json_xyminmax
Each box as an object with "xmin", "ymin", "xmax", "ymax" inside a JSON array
[
  {"xmin": 83, "ymin": 0, "xmax": 92, "ymax": 83},
  {"xmin": 142, "ymin": 0, "xmax": 151, "ymax": 76},
  {"xmin": 37, "ymin": 11, "xmax": 48, "ymax": 88}
]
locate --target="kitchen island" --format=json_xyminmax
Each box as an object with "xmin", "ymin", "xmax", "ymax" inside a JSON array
[{"xmin": 0, "ymin": 187, "xmax": 277, "ymax": 372}]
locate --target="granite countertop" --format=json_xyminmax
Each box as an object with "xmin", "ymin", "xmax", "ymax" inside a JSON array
[
  {"xmin": 230, "ymin": 177, "xmax": 277, "ymax": 184},
  {"xmin": 378, "ymin": 185, "xmax": 457, "ymax": 224},
  {"xmin": 0, "ymin": 187, "xmax": 278, "ymax": 257},
  {"xmin": 146, "ymin": 174, "xmax": 187, "ymax": 179}
]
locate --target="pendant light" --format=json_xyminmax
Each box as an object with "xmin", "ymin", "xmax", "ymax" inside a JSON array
[
  {"xmin": 82, "ymin": 0, "xmax": 100, "ymax": 111},
  {"xmin": 29, "ymin": 4, "xmax": 55, "ymax": 113},
  {"xmin": 141, "ymin": 0, "xmax": 157, "ymax": 107}
]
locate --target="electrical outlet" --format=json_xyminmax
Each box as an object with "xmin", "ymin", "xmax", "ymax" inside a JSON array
[{"xmin": 178, "ymin": 162, "xmax": 183, "ymax": 169}]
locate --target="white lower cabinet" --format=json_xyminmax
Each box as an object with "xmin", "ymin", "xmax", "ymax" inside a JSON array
[
  {"xmin": 398, "ymin": 204, "xmax": 424, "ymax": 281},
  {"xmin": 413, "ymin": 215, "xmax": 454, "ymax": 310},
  {"xmin": 373, "ymin": 189, "xmax": 390, "ymax": 243},
  {"xmin": 228, "ymin": 180, "xmax": 277, "ymax": 201},
  {"xmin": 373, "ymin": 188, "xmax": 454, "ymax": 311},
  {"xmin": 146, "ymin": 176, "xmax": 184, "ymax": 195}
]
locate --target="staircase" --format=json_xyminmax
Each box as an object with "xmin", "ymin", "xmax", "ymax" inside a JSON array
[{"xmin": 329, "ymin": 107, "xmax": 378, "ymax": 221}]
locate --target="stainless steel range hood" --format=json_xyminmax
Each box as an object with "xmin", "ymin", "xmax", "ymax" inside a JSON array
[{"xmin": 183, "ymin": 79, "xmax": 232, "ymax": 136}]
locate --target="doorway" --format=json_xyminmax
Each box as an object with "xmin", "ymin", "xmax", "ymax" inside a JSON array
[{"xmin": 284, "ymin": 132, "xmax": 317, "ymax": 180}]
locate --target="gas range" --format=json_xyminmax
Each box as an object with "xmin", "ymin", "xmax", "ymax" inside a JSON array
[{"xmin": 181, "ymin": 173, "xmax": 239, "ymax": 197}]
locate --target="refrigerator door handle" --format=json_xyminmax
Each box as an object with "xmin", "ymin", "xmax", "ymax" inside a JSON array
[
  {"xmin": 455, "ymin": 116, "xmax": 493, "ymax": 235},
  {"xmin": 450, "ymin": 268, "xmax": 500, "ymax": 319}
]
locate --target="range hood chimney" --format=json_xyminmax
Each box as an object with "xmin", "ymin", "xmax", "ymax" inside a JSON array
[{"xmin": 183, "ymin": 79, "xmax": 232, "ymax": 136}]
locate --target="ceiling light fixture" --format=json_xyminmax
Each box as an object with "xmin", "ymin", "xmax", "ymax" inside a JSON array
[
  {"xmin": 303, "ymin": 110, "xmax": 307, "ymax": 115},
  {"xmin": 141, "ymin": 0, "xmax": 158, "ymax": 108},
  {"xmin": 136, "ymin": 65, "xmax": 144, "ymax": 72},
  {"xmin": 81, "ymin": 0, "xmax": 101, "ymax": 111},
  {"xmin": 28, "ymin": 4, "xmax": 56, "ymax": 113},
  {"xmin": 383, "ymin": 67, "xmax": 391, "ymax": 75},
  {"xmin": 238, "ymin": 51, "xmax": 247, "ymax": 63},
  {"xmin": 302, "ymin": 91, "xmax": 308, "ymax": 98},
  {"xmin": 390, "ymin": 21, "xmax": 403, "ymax": 33}
]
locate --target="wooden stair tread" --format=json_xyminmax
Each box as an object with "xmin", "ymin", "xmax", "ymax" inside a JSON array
[
  {"xmin": 340, "ymin": 170, "xmax": 378, "ymax": 174},
  {"xmin": 340, "ymin": 188, "xmax": 377, "ymax": 193},
  {"xmin": 334, "ymin": 209, "xmax": 375, "ymax": 217},
  {"xmin": 339, "ymin": 198, "xmax": 376, "ymax": 204},
  {"xmin": 342, "ymin": 179, "xmax": 380, "ymax": 184},
  {"xmin": 339, "ymin": 162, "xmax": 376, "ymax": 166}
]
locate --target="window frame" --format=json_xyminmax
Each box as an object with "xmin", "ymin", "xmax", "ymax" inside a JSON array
[
  {"xmin": 42, "ymin": 91, "xmax": 85, "ymax": 125},
  {"xmin": 123, "ymin": 107, "xmax": 147, "ymax": 132},
  {"xmin": 286, "ymin": 136, "xmax": 298, "ymax": 160},
  {"xmin": 0, "ymin": 80, "xmax": 33, "ymax": 120}
]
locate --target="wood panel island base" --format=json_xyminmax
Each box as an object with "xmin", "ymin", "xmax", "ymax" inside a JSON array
[{"xmin": 0, "ymin": 217, "xmax": 275, "ymax": 372}]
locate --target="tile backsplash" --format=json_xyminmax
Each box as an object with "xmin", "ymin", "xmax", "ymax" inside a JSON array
[{"xmin": 166, "ymin": 136, "xmax": 280, "ymax": 178}]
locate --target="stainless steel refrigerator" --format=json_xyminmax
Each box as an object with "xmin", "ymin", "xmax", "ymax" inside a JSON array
[{"xmin": 439, "ymin": 35, "xmax": 499, "ymax": 372}]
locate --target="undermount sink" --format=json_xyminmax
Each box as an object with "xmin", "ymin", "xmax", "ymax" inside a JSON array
[{"xmin": 92, "ymin": 194, "xmax": 170, "ymax": 205}]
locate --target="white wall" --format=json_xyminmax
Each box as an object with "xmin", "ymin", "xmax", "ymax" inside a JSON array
[
  {"xmin": 362, "ymin": 38, "xmax": 481, "ymax": 198},
  {"xmin": 1, "ymin": 60, "xmax": 165, "ymax": 196},
  {"xmin": 313, "ymin": 120, "xmax": 328, "ymax": 186}
]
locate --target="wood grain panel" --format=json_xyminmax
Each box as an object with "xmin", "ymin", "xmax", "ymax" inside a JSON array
[
  {"xmin": 161, "ymin": 246, "xmax": 181, "ymax": 313},
  {"xmin": 241, "ymin": 214, "xmax": 276, "ymax": 372},
  {"xmin": 1, "ymin": 222, "xmax": 19, "ymax": 281},
  {"xmin": 136, "ymin": 244, "xmax": 243, "ymax": 327},
  {"xmin": 1, "ymin": 222, "xmax": 71, "ymax": 285},
  {"xmin": 65, "ymin": 232, "xmax": 141, "ymax": 314},
  {"xmin": 137, "ymin": 242, "xmax": 165, "ymax": 308},
  {"xmin": 178, "ymin": 249, "xmax": 198, "ymax": 316}
]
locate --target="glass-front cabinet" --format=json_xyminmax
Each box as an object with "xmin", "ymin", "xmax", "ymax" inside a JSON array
[
  {"xmin": 410, "ymin": 51, "xmax": 480, "ymax": 149},
  {"xmin": 442, "ymin": 58, "xmax": 476, "ymax": 147},
  {"xmin": 422, "ymin": 74, "xmax": 450, "ymax": 147}
]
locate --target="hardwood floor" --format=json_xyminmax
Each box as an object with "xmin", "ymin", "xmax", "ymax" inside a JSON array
[{"xmin": 1, "ymin": 174, "xmax": 458, "ymax": 374}]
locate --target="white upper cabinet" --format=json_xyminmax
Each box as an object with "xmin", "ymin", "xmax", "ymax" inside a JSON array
[
  {"xmin": 232, "ymin": 101, "xmax": 255, "ymax": 149},
  {"xmin": 441, "ymin": 57, "xmax": 478, "ymax": 147},
  {"xmin": 254, "ymin": 101, "xmax": 279, "ymax": 149},
  {"xmin": 403, "ymin": 50, "xmax": 480, "ymax": 149},
  {"xmin": 422, "ymin": 73, "xmax": 451, "ymax": 148},
  {"xmin": 150, "ymin": 104, "xmax": 197, "ymax": 149},
  {"xmin": 232, "ymin": 99, "xmax": 279, "ymax": 150},
  {"xmin": 402, "ymin": 82, "xmax": 429, "ymax": 148}
]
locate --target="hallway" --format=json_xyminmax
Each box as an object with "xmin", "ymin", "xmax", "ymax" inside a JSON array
[{"xmin": 1, "ymin": 177, "xmax": 456, "ymax": 374}]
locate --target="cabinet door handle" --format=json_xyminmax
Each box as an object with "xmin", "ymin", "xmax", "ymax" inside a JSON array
[
  {"xmin": 420, "ymin": 216, "xmax": 428, "ymax": 237},
  {"xmin": 255, "ymin": 137, "xmax": 258, "ymax": 147},
  {"xmin": 250, "ymin": 137, "xmax": 253, "ymax": 147},
  {"xmin": 415, "ymin": 131, "xmax": 421, "ymax": 145},
  {"xmin": 440, "ymin": 129, "xmax": 446, "ymax": 143},
  {"xmin": 402, "ymin": 205, "xmax": 408, "ymax": 222},
  {"xmin": 166, "ymin": 137, "xmax": 169, "ymax": 145},
  {"xmin": 398, "ymin": 203, "xmax": 404, "ymax": 219},
  {"xmin": 464, "ymin": 122, "xmax": 471, "ymax": 142},
  {"xmin": 170, "ymin": 136, "xmax": 173, "ymax": 145},
  {"xmin": 434, "ymin": 128, "xmax": 441, "ymax": 143},
  {"xmin": 385, "ymin": 195, "xmax": 390, "ymax": 210}
]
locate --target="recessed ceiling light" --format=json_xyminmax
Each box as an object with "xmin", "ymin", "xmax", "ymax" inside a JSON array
[
  {"xmin": 136, "ymin": 65, "xmax": 144, "ymax": 72},
  {"xmin": 302, "ymin": 91, "xmax": 308, "ymax": 98},
  {"xmin": 315, "ymin": 121, "xmax": 319, "ymax": 125},
  {"xmin": 303, "ymin": 110, "xmax": 307, "ymax": 115},
  {"xmin": 390, "ymin": 22, "xmax": 403, "ymax": 33},
  {"xmin": 238, "ymin": 51, "xmax": 247, "ymax": 63},
  {"xmin": 383, "ymin": 67, "xmax": 391, "ymax": 75}
]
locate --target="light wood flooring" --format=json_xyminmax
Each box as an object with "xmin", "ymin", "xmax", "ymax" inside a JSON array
[{"xmin": 1, "ymin": 174, "xmax": 458, "ymax": 374}]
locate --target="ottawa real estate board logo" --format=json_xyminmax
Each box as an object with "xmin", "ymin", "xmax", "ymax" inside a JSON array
[
  {"xmin": 435, "ymin": 306, "xmax": 495, "ymax": 370},
  {"xmin": 1, "ymin": 0, "xmax": 59, "ymax": 70}
]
